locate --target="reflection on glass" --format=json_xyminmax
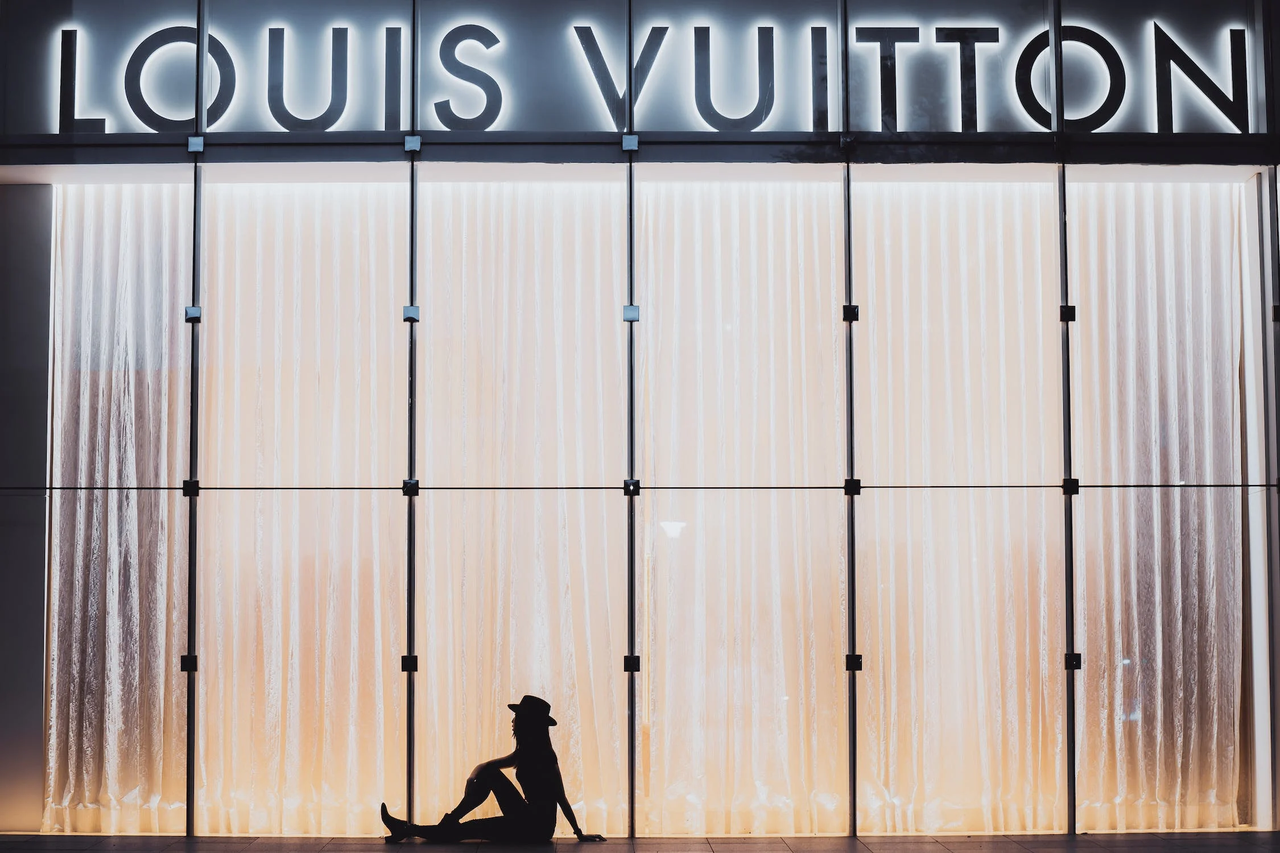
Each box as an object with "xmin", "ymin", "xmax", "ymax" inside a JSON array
[
  {"xmin": 852, "ymin": 166, "xmax": 1061, "ymax": 487},
  {"xmin": 856, "ymin": 488, "xmax": 1066, "ymax": 834},
  {"xmin": 201, "ymin": 166, "xmax": 409, "ymax": 488},
  {"xmin": 636, "ymin": 163, "xmax": 845, "ymax": 488},
  {"xmin": 638, "ymin": 489, "xmax": 848, "ymax": 835},
  {"xmin": 198, "ymin": 490, "xmax": 407, "ymax": 835},
  {"xmin": 1074, "ymin": 487, "xmax": 1268, "ymax": 830},
  {"xmin": 417, "ymin": 164, "xmax": 627, "ymax": 488},
  {"xmin": 413, "ymin": 491, "xmax": 628, "ymax": 838}
]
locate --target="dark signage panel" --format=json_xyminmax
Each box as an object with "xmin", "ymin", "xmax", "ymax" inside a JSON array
[
  {"xmin": 1, "ymin": 0, "xmax": 197, "ymax": 136},
  {"xmin": 206, "ymin": 0, "xmax": 411, "ymax": 133},
  {"xmin": 0, "ymin": 0, "xmax": 1267, "ymax": 138},
  {"xmin": 418, "ymin": 0, "xmax": 626, "ymax": 133},
  {"xmin": 847, "ymin": 0, "xmax": 1051, "ymax": 133},
  {"xmin": 631, "ymin": 0, "xmax": 841, "ymax": 133},
  {"xmin": 1063, "ymin": 0, "xmax": 1259, "ymax": 133}
]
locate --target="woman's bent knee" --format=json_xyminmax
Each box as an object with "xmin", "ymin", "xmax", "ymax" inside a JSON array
[{"xmin": 474, "ymin": 763, "xmax": 504, "ymax": 782}]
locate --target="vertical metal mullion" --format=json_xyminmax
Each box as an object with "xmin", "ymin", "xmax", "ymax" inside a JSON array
[
  {"xmin": 839, "ymin": 0, "xmax": 857, "ymax": 836},
  {"xmin": 625, "ymin": 0, "xmax": 638, "ymax": 839},
  {"xmin": 1048, "ymin": 0, "xmax": 1081, "ymax": 836},
  {"xmin": 1255, "ymin": 166, "xmax": 1280, "ymax": 832},
  {"xmin": 406, "ymin": 160, "xmax": 418, "ymax": 824},
  {"xmin": 185, "ymin": 0, "xmax": 208, "ymax": 838},
  {"xmin": 1056, "ymin": 168, "xmax": 1080, "ymax": 836},
  {"xmin": 406, "ymin": 0, "xmax": 421, "ymax": 826}
]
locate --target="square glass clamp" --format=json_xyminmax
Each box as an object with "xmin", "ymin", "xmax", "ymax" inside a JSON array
[
  {"xmin": 1065, "ymin": 653, "xmax": 1082, "ymax": 671},
  {"xmin": 401, "ymin": 654, "xmax": 419, "ymax": 672},
  {"xmin": 405, "ymin": 135, "xmax": 422, "ymax": 152},
  {"xmin": 844, "ymin": 478, "xmax": 861, "ymax": 497},
  {"xmin": 1273, "ymin": 305, "xmax": 1280, "ymax": 323},
  {"xmin": 623, "ymin": 655, "xmax": 641, "ymax": 672},
  {"xmin": 1062, "ymin": 478, "xmax": 1079, "ymax": 496},
  {"xmin": 402, "ymin": 479, "xmax": 420, "ymax": 497},
  {"xmin": 180, "ymin": 654, "xmax": 198, "ymax": 672},
  {"xmin": 623, "ymin": 305, "xmax": 640, "ymax": 323},
  {"xmin": 187, "ymin": 136, "xmax": 204, "ymax": 153},
  {"xmin": 843, "ymin": 305, "xmax": 860, "ymax": 322},
  {"xmin": 182, "ymin": 479, "xmax": 200, "ymax": 498},
  {"xmin": 623, "ymin": 479, "xmax": 641, "ymax": 496},
  {"xmin": 185, "ymin": 306, "xmax": 202, "ymax": 323},
  {"xmin": 622, "ymin": 134, "xmax": 639, "ymax": 151},
  {"xmin": 403, "ymin": 306, "xmax": 420, "ymax": 323},
  {"xmin": 1060, "ymin": 305, "xmax": 1077, "ymax": 323},
  {"xmin": 846, "ymin": 653, "xmax": 863, "ymax": 672}
]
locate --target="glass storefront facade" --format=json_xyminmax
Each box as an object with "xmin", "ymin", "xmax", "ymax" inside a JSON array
[{"xmin": 0, "ymin": 0, "xmax": 1278, "ymax": 839}]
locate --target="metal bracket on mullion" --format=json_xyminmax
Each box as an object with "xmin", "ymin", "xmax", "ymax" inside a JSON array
[
  {"xmin": 1065, "ymin": 653, "xmax": 1082, "ymax": 671},
  {"xmin": 623, "ymin": 655, "xmax": 640, "ymax": 673},
  {"xmin": 845, "ymin": 654, "xmax": 862, "ymax": 672},
  {"xmin": 843, "ymin": 305, "xmax": 860, "ymax": 323}
]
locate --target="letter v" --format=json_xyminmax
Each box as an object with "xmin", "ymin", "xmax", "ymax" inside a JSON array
[{"xmin": 574, "ymin": 25, "xmax": 669, "ymax": 131}]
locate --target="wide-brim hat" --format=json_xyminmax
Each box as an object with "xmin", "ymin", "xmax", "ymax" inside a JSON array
[{"xmin": 508, "ymin": 694, "xmax": 557, "ymax": 726}]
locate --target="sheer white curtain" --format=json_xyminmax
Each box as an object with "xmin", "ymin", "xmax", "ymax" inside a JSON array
[
  {"xmin": 1068, "ymin": 173, "xmax": 1267, "ymax": 831},
  {"xmin": 635, "ymin": 165, "xmax": 849, "ymax": 835},
  {"xmin": 851, "ymin": 169, "xmax": 1066, "ymax": 834},
  {"xmin": 43, "ymin": 168, "xmax": 1269, "ymax": 837},
  {"xmin": 196, "ymin": 178, "xmax": 409, "ymax": 835},
  {"xmin": 45, "ymin": 183, "xmax": 192, "ymax": 833},
  {"xmin": 412, "ymin": 165, "xmax": 629, "ymax": 838}
]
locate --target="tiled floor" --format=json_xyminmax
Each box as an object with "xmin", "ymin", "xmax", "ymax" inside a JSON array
[{"xmin": 3, "ymin": 836, "xmax": 1280, "ymax": 853}]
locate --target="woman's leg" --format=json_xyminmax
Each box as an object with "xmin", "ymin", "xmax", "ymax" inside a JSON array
[
  {"xmin": 444, "ymin": 764, "xmax": 530, "ymax": 822},
  {"xmin": 382, "ymin": 767, "xmax": 536, "ymax": 844},
  {"xmin": 436, "ymin": 816, "xmax": 548, "ymax": 843}
]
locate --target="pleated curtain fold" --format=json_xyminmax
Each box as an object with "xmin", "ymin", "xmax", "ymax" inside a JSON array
[
  {"xmin": 46, "ymin": 183, "xmax": 193, "ymax": 833},
  {"xmin": 851, "ymin": 177, "xmax": 1066, "ymax": 834},
  {"xmin": 1069, "ymin": 180, "xmax": 1260, "ymax": 832},
  {"xmin": 635, "ymin": 165, "xmax": 849, "ymax": 836}
]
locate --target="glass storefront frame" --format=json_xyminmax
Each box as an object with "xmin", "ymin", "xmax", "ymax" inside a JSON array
[{"xmin": 3, "ymin": 0, "xmax": 1280, "ymax": 839}]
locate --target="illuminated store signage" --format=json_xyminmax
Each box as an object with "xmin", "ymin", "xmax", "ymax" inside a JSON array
[{"xmin": 4, "ymin": 3, "xmax": 1258, "ymax": 136}]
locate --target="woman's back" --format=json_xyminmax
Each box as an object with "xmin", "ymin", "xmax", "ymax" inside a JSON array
[{"xmin": 515, "ymin": 747, "xmax": 561, "ymax": 807}]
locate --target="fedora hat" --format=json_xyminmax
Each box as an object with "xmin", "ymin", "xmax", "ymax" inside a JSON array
[{"xmin": 507, "ymin": 695, "xmax": 557, "ymax": 726}]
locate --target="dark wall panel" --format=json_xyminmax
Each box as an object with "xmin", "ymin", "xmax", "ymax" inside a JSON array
[{"xmin": 0, "ymin": 184, "xmax": 53, "ymax": 832}]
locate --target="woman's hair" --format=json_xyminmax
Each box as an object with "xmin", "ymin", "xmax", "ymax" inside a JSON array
[{"xmin": 512, "ymin": 715, "xmax": 555, "ymax": 758}]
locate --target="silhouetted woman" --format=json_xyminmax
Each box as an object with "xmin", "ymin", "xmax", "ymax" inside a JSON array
[{"xmin": 381, "ymin": 695, "xmax": 606, "ymax": 844}]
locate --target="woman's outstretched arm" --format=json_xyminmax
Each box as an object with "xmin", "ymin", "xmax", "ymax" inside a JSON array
[{"xmin": 554, "ymin": 765, "xmax": 605, "ymax": 841}]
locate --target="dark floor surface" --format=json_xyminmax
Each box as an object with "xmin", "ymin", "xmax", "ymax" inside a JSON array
[{"xmin": 3, "ymin": 835, "xmax": 1280, "ymax": 853}]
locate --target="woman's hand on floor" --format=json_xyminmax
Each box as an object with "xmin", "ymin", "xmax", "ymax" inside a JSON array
[{"xmin": 575, "ymin": 832, "xmax": 607, "ymax": 842}]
